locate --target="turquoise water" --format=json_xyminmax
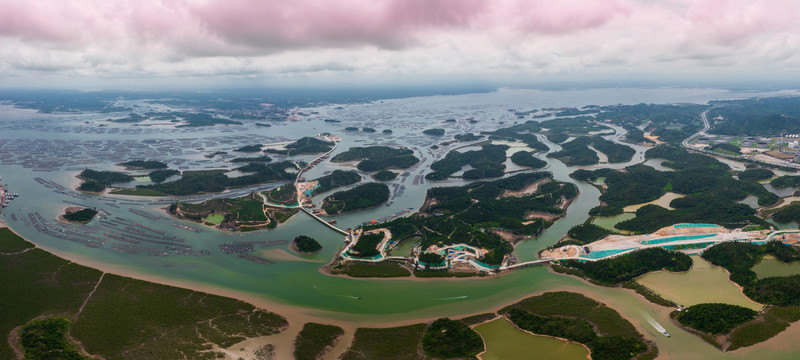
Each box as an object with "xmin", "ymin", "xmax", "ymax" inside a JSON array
[{"xmin": 640, "ymin": 234, "xmax": 716, "ymax": 245}]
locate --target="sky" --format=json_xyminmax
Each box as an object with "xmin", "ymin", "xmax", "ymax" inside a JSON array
[{"xmin": 1, "ymin": 0, "xmax": 799, "ymax": 89}]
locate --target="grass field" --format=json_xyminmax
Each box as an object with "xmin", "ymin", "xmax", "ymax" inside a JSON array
[
  {"xmin": 636, "ymin": 256, "xmax": 763, "ymax": 311},
  {"xmin": 205, "ymin": 213, "xmax": 225, "ymax": 225},
  {"xmin": 0, "ymin": 227, "xmax": 288, "ymax": 359}
]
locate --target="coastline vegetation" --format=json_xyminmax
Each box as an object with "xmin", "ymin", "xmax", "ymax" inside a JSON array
[
  {"xmin": 559, "ymin": 248, "xmax": 693, "ymax": 285},
  {"xmin": 675, "ymin": 303, "xmax": 757, "ymax": 334},
  {"xmin": 332, "ymin": 146, "xmax": 419, "ymax": 172},
  {"xmin": 421, "ymin": 318, "xmax": 484, "ymax": 359},
  {"xmin": 293, "ymin": 323, "xmax": 344, "ymax": 360},
  {"xmin": 341, "ymin": 324, "xmax": 427, "ymax": 360},
  {"xmin": 0, "ymin": 228, "xmax": 288, "ymax": 359}
]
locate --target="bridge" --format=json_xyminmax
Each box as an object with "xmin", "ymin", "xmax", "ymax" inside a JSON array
[
  {"xmin": 301, "ymin": 208, "xmax": 348, "ymax": 235},
  {"xmin": 500, "ymin": 259, "xmax": 552, "ymax": 270}
]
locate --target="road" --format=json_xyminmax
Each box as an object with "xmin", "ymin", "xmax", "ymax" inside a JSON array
[{"xmin": 681, "ymin": 110, "xmax": 710, "ymax": 148}]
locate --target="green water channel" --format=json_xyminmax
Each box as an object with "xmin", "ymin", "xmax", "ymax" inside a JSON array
[{"xmin": 474, "ymin": 317, "xmax": 589, "ymax": 360}]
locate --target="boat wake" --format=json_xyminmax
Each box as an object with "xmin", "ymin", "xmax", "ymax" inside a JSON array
[{"xmin": 642, "ymin": 312, "xmax": 670, "ymax": 337}]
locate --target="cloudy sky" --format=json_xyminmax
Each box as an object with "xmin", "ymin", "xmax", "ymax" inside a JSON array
[{"xmin": 1, "ymin": 0, "xmax": 799, "ymax": 88}]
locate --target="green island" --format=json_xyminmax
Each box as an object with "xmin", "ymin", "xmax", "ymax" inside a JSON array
[
  {"xmin": 62, "ymin": 207, "xmax": 98, "ymax": 224},
  {"xmin": 139, "ymin": 161, "xmax": 297, "ymax": 196},
  {"xmin": 292, "ymin": 235, "xmax": 322, "ymax": 254},
  {"xmin": 77, "ymin": 169, "xmax": 134, "ymax": 192},
  {"xmin": 0, "ymin": 228, "xmax": 287, "ymax": 360},
  {"xmin": 427, "ymin": 143, "xmax": 509, "ymax": 180},
  {"xmin": 230, "ymin": 155, "xmax": 272, "ymax": 163},
  {"xmin": 422, "ymin": 128, "xmax": 445, "ymax": 136},
  {"xmin": 169, "ymin": 193, "xmax": 298, "ymax": 231},
  {"xmin": 454, "ymin": 132, "xmax": 483, "ymax": 142},
  {"xmin": 117, "ymin": 160, "xmax": 168, "ymax": 170},
  {"xmin": 738, "ymin": 167, "xmax": 775, "ymax": 181},
  {"xmin": 321, "ymin": 182, "xmax": 390, "ymax": 215},
  {"xmin": 510, "ymin": 150, "xmax": 547, "ymax": 169},
  {"xmin": 331, "ymin": 145, "xmax": 419, "ymax": 172},
  {"xmin": 264, "ymin": 137, "xmax": 334, "ymax": 155},
  {"xmin": 234, "ymin": 144, "xmax": 263, "ymax": 152},
  {"xmin": 372, "ymin": 170, "xmax": 397, "ymax": 181},
  {"xmin": 109, "ymin": 111, "xmax": 245, "ymax": 127}
]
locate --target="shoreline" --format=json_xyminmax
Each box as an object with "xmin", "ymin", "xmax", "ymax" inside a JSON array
[{"xmin": 6, "ymin": 223, "xmax": 800, "ymax": 357}]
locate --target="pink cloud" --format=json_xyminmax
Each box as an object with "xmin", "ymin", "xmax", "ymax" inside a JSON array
[
  {"xmin": 686, "ymin": 0, "xmax": 800, "ymax": 44},
  {"xmin": 498, "ymin": 0, "xmax": 631, "ymax": 34},
  {"xmin": 188, "ymin": 0, "xmax": 487, "ymax": 49}
]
